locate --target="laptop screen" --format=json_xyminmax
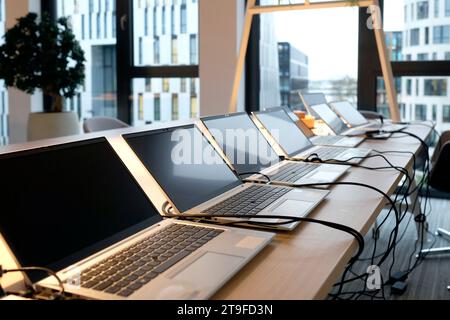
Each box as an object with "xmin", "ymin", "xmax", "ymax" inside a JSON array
[
  {"xmin": 311, "ymin": 104, "xmax": 350, "ymax": 135},
  {"xmin": 202, "ymin": 114, "xmax": 280, "ymax": 175},
  {"xmin": 331, "ymin": 101, "xmax": 368, "ymax": 127},
  {"xmin": 300, "ymin": 93, "xmax": 327, "ymax": 107},
  {"xmin": 124, "ymin": 126, "xmax": 242, "ymax": 213},
  {"xmin": 254, "ymin": 109, "xmax": 313, "ymax": 157},
  {"xmin": 0, "ymin": 138, "xmax": 162, "ymax": 282}
]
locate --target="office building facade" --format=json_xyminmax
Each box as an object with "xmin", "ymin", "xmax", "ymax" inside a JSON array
[
  {"xmin": 56, "ymin": 0, "xmax": 199, "ymax": 128},
  {"xmin": 278, "ymin": 42, "xmax": 309, "ymax": 108},
  {"xmin": 400, "ymin": 0, "xmax": 450, "ymax": 132}
]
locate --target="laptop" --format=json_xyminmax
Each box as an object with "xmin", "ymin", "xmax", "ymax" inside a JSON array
[
  {"xmin": 123, "ymin": 124, "xmax": 330, "ymax": 231},
  {"xmin": 251, "ymin": 108, "xmax": 372, "ymax": 164},
  {"xmin": 299, "ymin": 92, "xmax": 328, "ymax": 117},
  {"xmin": 200, "ymin": 112, "xmax": 349, "ymax": 187},
  {"xmin": 0, "ymin": 138, "xmax": 274, "ymax": 300},
  {"xmin": 329, "ymin": 101, "xmax": 406, "ymax": 132},
  {"xmin": 280, "ymin": 106, "xmax": 364, "ymax": 148}
]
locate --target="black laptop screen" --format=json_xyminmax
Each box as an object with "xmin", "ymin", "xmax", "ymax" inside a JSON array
[
  {"xmin": 255, "ymin": 109, "xmax": 313, "ymax": 157},
  {"xmin": 202, "ymin": 114, "xmax": 280, "ymax": 174},
  {"xmin": 312, "ymin": 104, "xmax": 350, "ymax": 135},
  {"xmin": 0, "ymin": 139, "xmax": 162, "ymax": 282},
  {"xmin": 124, "ymin": 126, "xmax": 242, "ymax": 213}
]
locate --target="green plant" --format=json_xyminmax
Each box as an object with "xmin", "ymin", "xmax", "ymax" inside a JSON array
[{"xmin": 0, "ymin": 13, "xmax": 85, "ymax": 112}]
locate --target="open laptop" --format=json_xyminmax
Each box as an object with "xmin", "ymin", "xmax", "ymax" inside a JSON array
[
  {"xmin": 200, "ymin": 112, "xmax": 349, "ymax": 187},
  {"xmin": 279, "ymin": 107, "xmax": 364, "ymax": 148},
  {"xmin": 251, "ymin": 108, "xmax": 372, "ymax": 164},
  {"xmin": 329, "ymin": 101, "xmax": 406, "ymax": 132},
  {"xmin": 0, "ymin": 138, "xmax": 274, "ymax": 300},
  {"xmin": 123, "ymin": 124, "xmax": 330, "ymax": 231},
  {"xmin": 298, "ymin": 92, "xmax": 327, "ymax": 117}
]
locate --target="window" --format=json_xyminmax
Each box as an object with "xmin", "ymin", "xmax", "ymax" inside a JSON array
[
  {"xmin": 410, "ymin": 28, "xmax": 420, "ymax": 46},
  {"xmin": 190, "ymin": 95, "xmax": 198, "ymax": 118},
  {"xmin": 435, "ymin": 0, "xmax": 440, "ymax": 17},
  {"xmin": 432, "ymin": 104, "xmax": 438, "ymax": 121},
  {"xmin": 418, "ymin": 53, "xmax": 429, "ymax": 60},
  {"xmin": 417, "ymin": 1, "xmax": 429, "ymax": 20},
  {"xmin": 138, "ymin": 93, "xmax": 144, "ymax": 120},
  {"xmin": 415, "ymin": 104, "xmax": 427, "ymax": 120},
  {"xmin": 190, "ymin": 34, "xmax": 197, "ymax": 64},
  {"xmin": 171, "ymin": 36, "xmax": 178, "ymax": 64},
  {"xmin": 154, "ymin": 95, "xmax": 161, "ymax": 121},
  {"xmin": 444, "ymin": 105, "xmax": 450, "ymax": 122},
  {"xmin": 57, "ymin": 0, "xmax": 117, "ymax": 120},
  {"xmin": 131, "ymin": 0, "xmax": 199, "ymax": 124},
  {"xmin": 446, "ymin": 0, "xmax": 450, "ymax": 16},
  {"xmin": 433, "ymin": 25, "xmax": 450, "ymax": 43},
  {"xmin": 406, "ymin": 79, "xmax": 412, "ymax": 95},
  {"xmin": 172, "ymin": 94, "xmax": 179, "ymax": 120},
  {"xmin": 181, "ymin": 3, "xmax": 187, "ymax": 33},
  {"xmin": 424, "ymin": 79, "xmax": 447, "ymax": 96}
]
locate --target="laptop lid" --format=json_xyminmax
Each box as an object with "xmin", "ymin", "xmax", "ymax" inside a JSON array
[
  {"xmin": 330, "ymin": 101, "xmax": 369, "ymax": 127},
  {"xmin": 201, "ymin": 113, "xmax": 281, "ymax": 175},
  {"xmin": 123, "ymin": 125, "xmax": 242, "ymax": 213},
  {"xmin": 0, "ymin": 138, "xmax": 163, "ymax": 283},
  {"xmin": 311, "ymin": 103, "xmax": 350, "ymax": 135},
  {"xmin": 280, "ymin": 106, "xmax": 315, "ymax": 138},
  {"xmin": 253, "ymin": 108, "xmax": 314, "ymax": 158},
  {"xmin": 299, "ymin": 92, "xmax": 327, "ymax": 117}
]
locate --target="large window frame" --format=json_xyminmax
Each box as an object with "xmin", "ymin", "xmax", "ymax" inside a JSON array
[
  {"xmin": 358, "ymin": 0, "xmax": 450, "ymax": 112},
  {"xmin": 42, "ymin": 0, "xmax": 199, "ymax": 124}
]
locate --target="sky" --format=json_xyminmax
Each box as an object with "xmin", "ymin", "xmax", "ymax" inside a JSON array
[{"xmin": 273, "ymin": 0, "xmax": 404, "ymax": 81}]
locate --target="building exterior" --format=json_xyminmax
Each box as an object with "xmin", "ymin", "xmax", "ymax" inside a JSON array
[
  {"xmin": 0, "ymin": 0, "xmax": 8, "ymax": 146},
  {"xmin": 399, "ymin": 0, "xmax": 450, "ymax": 132},
  {"xmin": 55, "ymin": 0, "xmax": 199, "ymax": 128},
  {"xmin": 278, "ymin": 42, "xmax": 309, "ymax": 107}
]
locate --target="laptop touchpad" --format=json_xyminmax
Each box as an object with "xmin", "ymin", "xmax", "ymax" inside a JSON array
[
  {"xmin": 271, "ymin": 199, "xmax": 314, "ymax": 216},
  {"xmin": 171, "ymin": 252, "xmax": 243, "ymax": 287}
]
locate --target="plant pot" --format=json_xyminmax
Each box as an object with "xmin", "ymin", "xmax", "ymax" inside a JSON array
[{"xmin": 27, "ymin": 112, "xmax": 80, "ymax": 142}]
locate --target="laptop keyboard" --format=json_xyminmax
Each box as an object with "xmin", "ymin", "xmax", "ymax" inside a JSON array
[
  {"xmin": 75, "ymin": 224, "xmax": 223, "ymax": 297},
  {"xmin": 309, "ymin": 147, "xmax": 345, "ymax": 160},
  {"xmin": 313, "ymin": 136, "xmax": 343, "ymax": 145},
  {"xmin": 269, "ymin": 162, "xmax": 317, "ymax": 183},
  {"xmin": 203, "ymin": 185, "xmax": 290, "ymax": 216}
]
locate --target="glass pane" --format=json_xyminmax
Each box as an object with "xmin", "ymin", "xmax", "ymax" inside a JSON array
[
  {"xmin": 57, "ymin": 0, "xmax": 118, "ymax": 120},
  {"xmin": 259, "ymin": 2, "xmax": 358, "ymax": 109},
  {"xmin": 133, "ymin": 0, "xmax": 199, "ymax": 66},
  {"xmin": 0, "ymin": 0, "xmax": 7, "ymax": 146},
  {"xmin": 384, "ymin": 0, "xmax": 450, "ymax": 61},
  {"xmin": 377, "ymin": 76, "xmax": 450, "ymax": 132},
  {"xmin": 131, "ymin": 78, "xmax": 199, "ymax": 126}
]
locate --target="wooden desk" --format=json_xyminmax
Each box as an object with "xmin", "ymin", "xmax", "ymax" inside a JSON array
[
  {"xmin": 0, "ymin": 122, "xmax": 432, "ymax": 299},
  {"xmin": 213, "ymin": 125, "xmax": 432, "ymax": 300}
]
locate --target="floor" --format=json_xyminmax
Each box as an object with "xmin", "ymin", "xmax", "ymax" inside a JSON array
[{"xmin": 329, "ymin": 197, "xmax": 450, "ymax": 300}]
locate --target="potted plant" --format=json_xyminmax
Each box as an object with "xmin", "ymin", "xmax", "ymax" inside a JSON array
[{"xmin": 0, "ymin": 12, "xmax": 85, "ymax": 141}]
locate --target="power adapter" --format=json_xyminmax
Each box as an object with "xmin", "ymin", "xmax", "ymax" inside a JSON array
[
  {"xmin": 391, "ymin": 281, "xmax": 408, "ymax": 295},
  {"xmin": 387, "ymin": 271, "xmax": 408, "ymax": 285}
]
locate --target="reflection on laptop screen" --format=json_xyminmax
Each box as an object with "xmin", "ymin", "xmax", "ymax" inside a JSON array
[
  {"xmin": 0, "ymin": 139, "xmax": 162, "ymax": 282},
  {"xmin": 202, "ymin": 114, "xmax": 280, "ymax": 175},
  {"xmin": 301, "ymin": 93, "xmax": 327, "ymax": 107},
  {"xmin": 255, "ymin": 109, "xmax": 313, "ymax": 157},
  {"xmin": 124, "ymin": 126, "xmax": 242, "ymax": 213},
  {"xmin": 331, "ymin": 101, "xmax": 368, "ymax": 127},
  {"xmin": 312, "ymin": 104, "xmax": 350, "ymax": 135}
]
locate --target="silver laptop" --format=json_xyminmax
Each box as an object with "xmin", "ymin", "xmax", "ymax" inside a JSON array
[
  {"xmin": 251, "ymin": 108, "xmax": 372, "ymax": 164},
  {"xmin": 299, "ymin": 92, "xmax": 328, "ymax": 118},
  {"xmin": 123, "ymin": 125, "xmax": 330, "ymax": 231},
  {"xmin": 329, "ymin": 101, "xmax": 406, "ymax": 132},
  {"xmin": 200, "ymin": 113, "xmax": 349, "ymax": 187},
  {"xmin": 280, "ymin": 106, "xmax": 364, "ymax": 148},
  {"xmin": 0, "ymin": 138, "xmax": 274, "ymax": 300}
]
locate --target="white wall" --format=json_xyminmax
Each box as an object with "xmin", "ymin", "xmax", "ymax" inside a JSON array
[{"xmin": 199, "ymin": 0, "xmax": 246, "ymax": 117}]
